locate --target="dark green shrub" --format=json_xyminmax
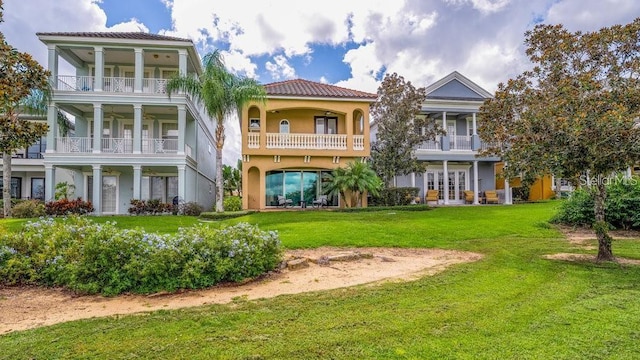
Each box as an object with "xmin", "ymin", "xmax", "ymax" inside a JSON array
[
  {"xmin": 128, "ymin": 199, "xmax": 173, "ymax": 215},
  {"xmin": 12, "ymin": 199, "xmax": 46, "ymax": 218},
  {"xmin": 370, "ymin": 187, "xmax": 420, "ymax": 206},
  {"xmin": 223, "ymin": 196, "xmax": 242, "ymax": 212},
  {"xmin": 552, "ymin": 176, "xmax": 640, "ymax": 229}
]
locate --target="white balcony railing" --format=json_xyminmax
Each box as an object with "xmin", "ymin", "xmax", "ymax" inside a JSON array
[
  {"xmin": 266, "ymin": 133, "xmax": 347, "ymax": 150},
  {"xmin": 57, "ymin": 137, "xmax": 93, "ymax": 153},
  {"xmin": 54, "ymin": 76, "xmax": 168, "ymax": 94},
  {"xmin": 417, "ymin": 140, "xmax": 441, "ymax": 151},
  {"xmin": 56, "ymin": 137, "xmax": 179, "ymax": 154},
  {"xmin": 247, "ymin": 132, "xmax": 260, "ymax": 148},
  {"xmin": 353, "ymin": 135, "xmax": 365, "ymax": 151},
  {"xmin": 451, "ymin": 135, "xmax": 472, "ymax": 150}
]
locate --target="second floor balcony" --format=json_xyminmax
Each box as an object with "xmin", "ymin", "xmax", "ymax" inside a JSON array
[
  {"xmin": 55, "ymin": 137, "xmax": 192, "ymax": 157},
  {"xmin": 247, "ymin": 133, "xmax": 365, "ymax": 151},
  {"xmin": 417, "ymin": 135, "xmax": 489, "ymax": 152},
  {"xmin": 55, "ymin": 75, "xmax": 168, "ymax": 94}
]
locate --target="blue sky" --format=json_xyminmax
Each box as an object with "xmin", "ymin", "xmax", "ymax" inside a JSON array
[{"xmin": 2, "ymin": 0, "xmax": 639, "ymax": 163}]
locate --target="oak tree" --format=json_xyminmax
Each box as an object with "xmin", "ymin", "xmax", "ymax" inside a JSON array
[
  {"xmin": 479, "ymin": 19, "xmax": 640, "ymax": 261},
  {"xmin": 370, "ymin": 73, "xmax": 442, "ymax": 187},
  {"xmin": 1, "ymin": 6, "xmax": 51, "ymax": 217}
]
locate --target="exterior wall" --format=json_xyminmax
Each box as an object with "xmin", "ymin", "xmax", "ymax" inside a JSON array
[
  {"xmin": 494, "ymin": 162, "xmax": 554, "ymax": 201},
  {"xmin": 241, "ymin": 94, "xmax": 373, "ymax": 210}
]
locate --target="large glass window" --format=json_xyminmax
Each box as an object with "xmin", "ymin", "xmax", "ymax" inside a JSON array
[
  {"xmin": 31, "ymin": 178, "xmax": 45, "ymax": 200},
  {"xmin": 266, "ymin": 170, "xmax": 337, "ymax": 207},
  {"xmin": 0, "ymin": 177, "xmax": 22, "ymax": 199},
  {"xmin": 27, "ymin": 137, "xmax": 46, "ymax": 159},
  {"xmin": 141, "ymin": 176, "xmax": 178, "ymax": 202}
]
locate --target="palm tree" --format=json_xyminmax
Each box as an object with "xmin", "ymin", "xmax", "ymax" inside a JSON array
[
  {"xmin": 323, "ymin": 160, "xmax": 383, "ymax": 207},
  {"xmin": 166, "ymin": 50, "xmax": 266, "ymax": 212}
]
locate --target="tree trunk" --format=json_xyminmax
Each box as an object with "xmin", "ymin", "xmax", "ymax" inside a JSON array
[
  {"xmin": 593, "ymin": 180, "xmax": 614, "ymax": 261},
  {"xmin": 214, "ymin": 118, "xmax": 225, "ymax": 213},
  {"xmin": 3, "ymin": 153, "xmax": 12, "ymax": 218}
]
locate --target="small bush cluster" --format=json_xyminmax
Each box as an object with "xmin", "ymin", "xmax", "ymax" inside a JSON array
[
  {"xmin": 552, "ymin": 177, "xmax": 640, "ymax": 229},
  {"xmin": 223, "ymin": 196, "xmax": 242, "ymax": 212},
  {"xmin": 370, "ymin": 187, "xmax": 420, "ymax": 206},
  {"xmin": 12, "ymin": 200, "xmax": 46, "ymax": 218},
  {"xmin": 128, "ymin": 199, "xmax": 173, "ymax": 215},
  {"xmin": 0, "ymin": 217, "xmax": 282, "ymax": 296},
  {"xmin": 179, "ymin": 202, "xmax": 204, "ymax": 216},
  {"xmin": 45, "ymin": 198, "xmax": 94, "ymax": 216}
]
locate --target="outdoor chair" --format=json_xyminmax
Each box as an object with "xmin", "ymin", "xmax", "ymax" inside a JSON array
[
  {"xmin": 425, "ymin": 190, "xmax": 439, "ymax": 204},
  {"xmin": 312, "ymin": 195, "xmax": 328, "ymax": 208},
  {"xmin": 484, "ymin": 190, "xmax": 499, "ymax": 204},
  {"xmin": 277, "ymin": 195, "xmax": 293, "ymax": 208},
  {"xmin": 463, "ymin": 190, "xmax": 475, "ymax": 204}
]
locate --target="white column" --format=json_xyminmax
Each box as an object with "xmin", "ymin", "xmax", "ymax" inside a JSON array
[
  {"xmin": 46, "ymin": 104, "xmax": 58, "ymax": 153},
  {"xmin": 473, "ymin": 160, "xmax": 479, "ymax": 205},
  {"xmin": 134, "ymin": 48, "xmax": 144, "ymax": 93},
  {"xmin": 442, "ymin": 111, "xmax": 447, "ymax": 129},
  {"xmin": 92, "ymin": 165, "xmax": 102, "ymax": 215},
  {"xmin": 177, "ymin": 105, "xmax": 186, "ymax": 155},
  {"xmin": 47, "ymin": 45, "xmax": 58, "ymax": 88},
  {"xmin": 94, "ymin": 46, "xmax": 104, "ymax": 92},
  {"xmin": 44, "ymin": 165, "xmax": 55, "ymax": 201},
  {"xmin": 503, "ymin": 161, "xmax": 512, "ymax": 205},
  {"xmin": 133, "ymin": 104, "xmax": 142, "ymax": 154},
  {"xmin": 93, "ymin": 103, "xmax": 103, "ymax": 153},
  {"xmin": 177, "ymin": 165, "xmax": 187, "ymax": 202},
  {"xmin": 133, "ymin": 165, "xmax": 142, "ymax": 199},
  {"xmin": 410, "ymin": 172, "xmax": 416, "ymax": 187},
  {"xmin": 443, "ymin": 160, "xmax": 449, "ymax": 205},
  {"xmin": 472, "ymin": 113, "xmax": 477, "ymax": 135},
  {"xmin": 178, "ymin": 49, "xmax": 187, "ymax": 76}
]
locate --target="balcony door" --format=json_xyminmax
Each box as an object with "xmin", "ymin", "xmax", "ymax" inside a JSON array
[
  {"xmin": 447, "ymin": 120, "xmax": 457, "ymax": 149},
  {"xmin": 315, "ymin": 117, "xmax": 337, "ymax": 134}
]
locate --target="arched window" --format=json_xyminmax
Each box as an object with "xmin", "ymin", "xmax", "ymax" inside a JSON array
[{"xmin": 279, "ymin": 119, "xmax": 290, "ymax": 133}]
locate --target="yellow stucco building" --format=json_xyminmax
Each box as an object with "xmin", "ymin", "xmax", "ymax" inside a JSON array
[{"xmin": 240, "ymin": 79, "xmax": 377, "ymax": 210}]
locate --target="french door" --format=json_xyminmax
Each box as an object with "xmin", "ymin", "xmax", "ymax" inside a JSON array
[{"xmin": 425, "ymin": 168, "xmax": 468, "ymax": 203}]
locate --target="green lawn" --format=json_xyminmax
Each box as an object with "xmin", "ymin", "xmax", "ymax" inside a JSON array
[{"xmin": 2, "ymin": 202, "xmax": 640, "ymax": 359}]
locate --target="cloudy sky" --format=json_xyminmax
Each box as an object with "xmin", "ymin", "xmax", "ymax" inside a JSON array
[{"xmin": 2, "ymin": 0, "xmax": 639, "ymax": 163}]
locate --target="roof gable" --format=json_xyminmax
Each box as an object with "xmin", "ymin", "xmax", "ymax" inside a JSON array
[
  {"xmin": 36, "ymin": 32, "xmax": 192, "ymax": 43},
  {"xmin": 425, "ymin": 71, "xmax": 492, "ymax": 100},
  {"xmin": 265, "ymin": 79, "xmax": 377, "ymax": 100}
]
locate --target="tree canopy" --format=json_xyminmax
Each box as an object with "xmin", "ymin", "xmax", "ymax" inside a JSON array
[
  {"xmin": 370, "ymin": 73, "xmax": 442, "ymax": 186},
  {"xmin": 166, "ymin": 50, "xmax": 265, "ymax": 212},
  {"xmin": 323, "ymin": 160, "xmax": 382, "ymax": 208},
  {"xmin": 1, "ymin": 7, "xmax": 52, "ymax": 217},
  {"xmin": 479, "ymin": 18, "xmax": 640, "ymax": 261}
]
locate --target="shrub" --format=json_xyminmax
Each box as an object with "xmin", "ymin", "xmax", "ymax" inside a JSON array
[
  {"xmin": 0, "ymin": 217, "xmax": 282, "ymax": 296},
  {"xmin": 370, "ymin": 187, "xmax": 420, "ymax": 206},
  {"xmin": 45, "ymin": 198, "xmax": 94, "ymax": 216},
  {"xmin": 12, "ymin": 200, "xmax": 46, "ymax": 218},
  {"xmin": 180, "ymin": 202, "xmax": 204, "ymax": 216},
  {"xmin": 552, "ymin": 176, "xmax": 640, "ymax": 229},
  {"xmin": 223, "ymin": 196, "xmax": 242, "ymax": 212},
  {"xmin": 128, "ymin": 199, "xmax": 173, "ymax": 215}
]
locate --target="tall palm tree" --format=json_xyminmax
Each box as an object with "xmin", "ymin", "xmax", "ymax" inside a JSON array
[
  {"xmin": 166, "ymin": 50, "xmax": 266, "ymax": 212},
  {"xmin": 323, "ymin": 160, "xmax": 383, "ymax": 207}
]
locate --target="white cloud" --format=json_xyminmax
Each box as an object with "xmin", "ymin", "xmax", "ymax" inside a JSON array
[{"xmin": 265, "ymin": 55, "xmax": 296, "ymax": 81}]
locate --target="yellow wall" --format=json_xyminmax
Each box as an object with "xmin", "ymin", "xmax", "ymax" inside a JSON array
[
  {"xmin": 494, "ymin": 162, "xmax": 555, "ymax": 201},
  {"xmin": 240, "ymin": 96, "xmax": 373, "ymax": 210}
]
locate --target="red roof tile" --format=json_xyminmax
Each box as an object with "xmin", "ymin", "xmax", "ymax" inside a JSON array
[
  {"xmin": 265, "ymin": 79, "xmax": 377, "ymax": 100},
  {"xmin": 36, "ymin": 32, "xmax": 192, "ymax": 43}
]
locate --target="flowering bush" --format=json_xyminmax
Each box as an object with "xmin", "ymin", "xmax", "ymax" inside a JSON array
[
  {"xmin": 12, "ymin": 199, "xmax": 46, "ymax": 218},
  {"xmin": 0, "ymin": 217, "xmax": 282, "ymax": 296},
  {"xmin": 128, "ymin": 199, "xmax": 173, "ymax": 215}
]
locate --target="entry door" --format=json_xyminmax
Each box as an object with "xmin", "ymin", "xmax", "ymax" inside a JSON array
[{"xmin": 426, "ymin": 169, "xmax": 468, "ymax": 203}]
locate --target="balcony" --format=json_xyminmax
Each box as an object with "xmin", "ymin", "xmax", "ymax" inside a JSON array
[
  {"xmin": 246, "ymin": 133, "xmax": 365, "ymax": 151},
  {"xmin": 56, "ymin": 137, "xmax": 179, "ymax": 154},
  {"xmin": 55, "ymin": 76, "xmax": 168, "ymax": 94},
  {"xmin": 417, "ymin": 136, "xmax": 478, "ymax": 151}
]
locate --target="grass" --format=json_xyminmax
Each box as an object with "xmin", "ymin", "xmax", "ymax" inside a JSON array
[{"xmin": 2, "ymin": 202, "xmax": 640, "ymax": 359}]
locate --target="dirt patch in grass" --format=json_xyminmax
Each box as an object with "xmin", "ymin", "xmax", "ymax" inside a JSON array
[
  {"xmin": 546, "ymin": 225, "xmax": 640, "ymax": 264},
  {"xmin": 0, "ymin": 247, "xmax": 482, "ymax": 334}
]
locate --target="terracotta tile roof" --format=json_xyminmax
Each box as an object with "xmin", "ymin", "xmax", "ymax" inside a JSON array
[
  {"xmin": 36, "ymin": 32, "xmax": 192, "ymax": 43},
  {"xmin": 265, "ymin": 79, "xmax": 377, "ymax": 100}
]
